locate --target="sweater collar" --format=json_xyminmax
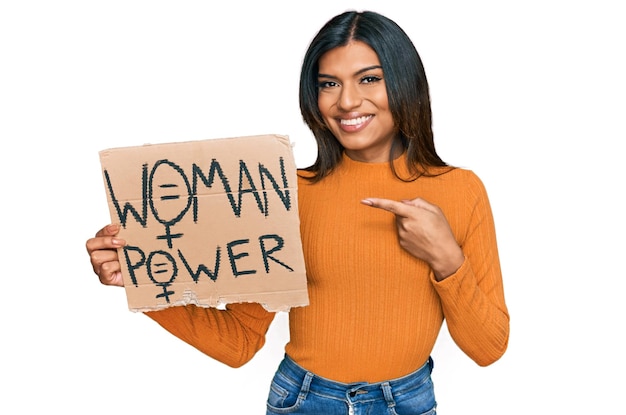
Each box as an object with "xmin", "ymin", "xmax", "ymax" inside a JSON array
[{"xmin": 338, "ymin": 151, "xmax": 412, "ymax": 179}]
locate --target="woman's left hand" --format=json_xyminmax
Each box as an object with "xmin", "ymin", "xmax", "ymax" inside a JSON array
[{"xmin": 361, "ymin": 197, "xmax": 465, "ymax": 281}]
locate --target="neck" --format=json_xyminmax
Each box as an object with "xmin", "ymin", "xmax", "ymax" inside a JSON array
[{"xmin": 343, "ymin": 138, "xmax": 403, "ymax": 163}]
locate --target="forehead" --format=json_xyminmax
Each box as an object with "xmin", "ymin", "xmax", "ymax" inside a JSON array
[{"xmin": 318, "ymin": 41, "xmax": 381, "ymax": 73}]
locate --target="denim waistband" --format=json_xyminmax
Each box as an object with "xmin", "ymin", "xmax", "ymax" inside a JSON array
[{"xmin": 277, "ymin": 354, "xmax": 434, "ymax": 404}]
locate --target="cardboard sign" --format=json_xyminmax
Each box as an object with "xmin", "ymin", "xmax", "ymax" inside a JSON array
[{"xmin": 99, "ymin": 134, "xmax": 309, "ymax": 312}]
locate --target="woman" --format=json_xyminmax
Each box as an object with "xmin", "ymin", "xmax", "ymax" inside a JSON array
[{"xmin": 87, "ymin": 10, "xmax": 509, "ymax": 414}]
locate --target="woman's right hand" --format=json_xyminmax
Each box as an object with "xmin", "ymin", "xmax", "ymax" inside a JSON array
[{"xmin": 86, "ymin": 224, "xmax": 126, "ymax": 287}]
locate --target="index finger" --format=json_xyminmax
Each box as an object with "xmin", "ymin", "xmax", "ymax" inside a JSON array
[
  {"xmin": 361, "ymin": 198, "xmax": 412, "ymax": 217},
  {"xmin": 95, "ymin": 224, "xmax": 121, "ymax": 238},
  {"xmin": 87, "ymin": 224, "xmax": 125, "ymax": 254}
]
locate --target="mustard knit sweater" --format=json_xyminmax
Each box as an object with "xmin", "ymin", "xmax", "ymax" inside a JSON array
[{"xmin": 146, "ymin": 153, "xmax": 510, "ymax": 383}]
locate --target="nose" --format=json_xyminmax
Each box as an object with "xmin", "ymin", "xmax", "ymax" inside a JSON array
[{"xmin": 337, "ymin": 83, "xmax": 362, "ymax": 111}]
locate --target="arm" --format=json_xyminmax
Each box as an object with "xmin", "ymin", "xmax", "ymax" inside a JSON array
[
  {"xmin": 429, "ymin": 175, "xmax": 509, "ymax": 366},
  {"xmin": 145, "ymin": 302, "xmax": 276, "ymax": 368}
]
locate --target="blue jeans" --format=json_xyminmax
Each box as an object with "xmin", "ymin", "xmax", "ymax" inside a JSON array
[{"xmin": 266, "ymin": 354, "xmax": 437, "ymax": 415}]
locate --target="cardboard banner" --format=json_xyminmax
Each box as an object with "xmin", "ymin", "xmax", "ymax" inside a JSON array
[{"xmin": 99, "ymin": 134, "xmax": 309, "ymax": 312}]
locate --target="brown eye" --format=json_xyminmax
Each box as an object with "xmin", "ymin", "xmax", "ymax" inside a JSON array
[
  {"xmin": 361, "ymin": 75, "xmax": 382, "ymax": 84},
  {"xmin": 318, "ymin": 80, "xmax": 338, "ymax": 89}
]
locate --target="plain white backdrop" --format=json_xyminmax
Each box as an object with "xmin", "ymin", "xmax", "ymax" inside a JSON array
[{"xmin": 1, "ymin": 1, "xmax": 624, "ymax": 413}]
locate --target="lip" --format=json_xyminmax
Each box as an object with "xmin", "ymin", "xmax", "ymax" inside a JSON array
[{"xmin": 337, "ymin": 115, "xmax": 373, "ymax": 132}]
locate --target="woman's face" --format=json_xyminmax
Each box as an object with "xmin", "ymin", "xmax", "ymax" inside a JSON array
[{"xmin": 317, "ymin": 41, "xmax": 397, "ymax": 163}]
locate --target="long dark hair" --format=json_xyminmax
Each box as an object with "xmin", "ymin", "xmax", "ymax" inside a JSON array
[{"xmin": 299, "ymin": 10, "xmax": 450, "ymax": 182}]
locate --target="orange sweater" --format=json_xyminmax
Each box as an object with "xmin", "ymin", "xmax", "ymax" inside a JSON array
[{"xmin": 146, "ymin": 153, "xmax": 509, "ymax": 383}]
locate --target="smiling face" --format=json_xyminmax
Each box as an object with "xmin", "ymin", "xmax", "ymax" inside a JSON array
[{"xmin": 317, "ymin": 41, "xmax": 398, "ymax": 163}]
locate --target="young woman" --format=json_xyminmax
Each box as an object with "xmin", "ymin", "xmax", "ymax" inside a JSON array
[{"xmin": 87, "ymin": 10, "xmax": 509, "ymax": 414}]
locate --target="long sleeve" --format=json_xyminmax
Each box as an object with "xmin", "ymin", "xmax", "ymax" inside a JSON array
[
  {"xmin": 145, "ymin": 302, "xmax": 276, "ymax": 368},
  {"xmin": 432, "ymin": 173, "xmax": 510, "ymax": 366}
]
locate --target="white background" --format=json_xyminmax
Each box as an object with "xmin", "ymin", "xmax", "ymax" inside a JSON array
[{"xmin": 1, "ymin": 0, "xmax": 624, "ymax": 413}]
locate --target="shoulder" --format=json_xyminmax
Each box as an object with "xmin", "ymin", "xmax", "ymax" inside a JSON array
[
  {"xmin": 297, "ymin": 169, "xmax": 316, "ymax": 180},
  {"xmin": 428, "ymin": 166, "xmax": 486, "ymax": 189},
  {"xmin": 296, "ymin": 169, "xmax": 317, "ymax": 188}
]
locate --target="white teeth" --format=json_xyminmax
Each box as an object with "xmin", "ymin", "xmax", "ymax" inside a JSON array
[{"xmin": 340, "ymin": 115, "xmax": 372, "ymax": 126}]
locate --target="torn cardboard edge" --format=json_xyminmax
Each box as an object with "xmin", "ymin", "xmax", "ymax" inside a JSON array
[
  {"xmin": 99, "ymin": 134, "xmax": 309, "ymax": 313},
  {"xmin": 128, "ymin": 289, "xmax": 310, "ymax": 313}
]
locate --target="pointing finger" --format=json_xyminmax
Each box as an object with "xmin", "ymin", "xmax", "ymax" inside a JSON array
[{"xmin": 361, "ymin": 198, "xmax": 412, "ymax": 217}]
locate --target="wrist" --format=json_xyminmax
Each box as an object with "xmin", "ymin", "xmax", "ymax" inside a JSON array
[{"xmin": 432, "ymin": 249, "xmax": 464, "ymax": 281}]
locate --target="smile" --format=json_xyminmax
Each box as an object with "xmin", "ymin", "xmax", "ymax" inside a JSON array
[{"xmin": 340, "ymin": 115, "xmax": 373, "ymax": 126}]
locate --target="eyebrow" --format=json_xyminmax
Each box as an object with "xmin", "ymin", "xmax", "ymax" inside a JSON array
[{"xmin": 318, "ymin": 65, "xmax": 383, "ymax": 79}]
